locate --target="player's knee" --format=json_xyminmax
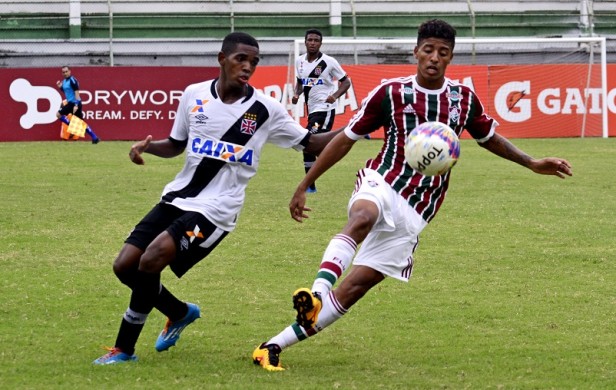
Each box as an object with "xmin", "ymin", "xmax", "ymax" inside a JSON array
[
  {"xmin": 113, "ymin": 265, "xmax": 136, "ymax": 288},
  {"xmin": 139, "ymin": 243, "xmax": 174, "ymax": 273},
  {"xmin": 346, "ymin": 210, "xmax": 377, "ymax": 239},
  {"xmin": 336, "ymin": 267, "xmax": 383, "ymax": 307}
]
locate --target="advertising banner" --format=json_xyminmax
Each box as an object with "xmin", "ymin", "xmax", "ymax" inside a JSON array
[
  {"xmin": 1, "ymin": 64, "xmax": 614, "ymax": 141},
  {"xmin": 1, "ymin": 67, "xmax": 219, "ymax": 141}
]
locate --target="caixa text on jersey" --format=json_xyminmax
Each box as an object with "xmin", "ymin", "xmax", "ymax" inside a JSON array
[{"xmin": 191, "ymin": 137, "xmax": 254, "ymax": 166}]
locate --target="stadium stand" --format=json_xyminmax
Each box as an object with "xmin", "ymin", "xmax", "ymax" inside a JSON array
[{"xmin": 0, "ymin": 0, "xmax": 614, "ymax": 66}]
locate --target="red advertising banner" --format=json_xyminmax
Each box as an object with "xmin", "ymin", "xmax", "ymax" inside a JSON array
[
  {"xmin": 0, "ymin": 67, "xmax": 219, "ymax": 141},
  {"xmin": 1, "ymin": 64, "xmax": 614, "ymax": 142},
  {"xmin": 253, "ymin": 64, "xmax": 613, "ymax": 139},
  {"xmin": 251, "ymin": 64, "xmax": 491, "ymax": 139}
]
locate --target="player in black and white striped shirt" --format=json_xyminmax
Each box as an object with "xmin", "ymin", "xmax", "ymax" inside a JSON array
[
  {"xmin": 292, "ymin": 29, "xmax": 352, "ymax": 193},
  {"xmin": 93, "ymin": 32, "xmax": 338, "ymax": 365}
]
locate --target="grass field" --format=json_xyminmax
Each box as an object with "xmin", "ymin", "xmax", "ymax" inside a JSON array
[{"xmin": 0, "ymin": 138, "xmax": 614, "ymax": 389}]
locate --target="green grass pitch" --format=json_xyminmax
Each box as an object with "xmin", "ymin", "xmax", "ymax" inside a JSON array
[{"xmin": 0, "ymin": 138, "xmax": 614, "ymax": 389}]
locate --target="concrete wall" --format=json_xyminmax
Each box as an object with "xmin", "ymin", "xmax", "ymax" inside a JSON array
[
  {"xmin": 1, "ymin": 0, "xmax": 614, "ymax": 39},
  {"xmin": 1, "ymin": 0, "xmax": 614, "ymax": 67}
]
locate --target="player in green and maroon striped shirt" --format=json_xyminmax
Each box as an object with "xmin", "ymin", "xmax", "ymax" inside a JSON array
[{"xmin": 253, "ymin": 19, "xmax": 573, "ymax": 371}]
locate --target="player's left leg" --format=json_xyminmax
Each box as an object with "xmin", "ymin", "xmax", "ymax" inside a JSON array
[
  {"xmin": 154, "ymin": 212, "xmax": 228, "ymax": 352},
  {"xmin": 292, "ymin": 169, "xmax": 384, "ymax": 327},
  {"xmin": 302, "ymin": 152, "xmax": 317, "ymax": 193},
  {"xmin": 253, "ymin": 266, "xmax": 383, "ymax": 371},
  {"xmin": 56, "ymin": 102, "xmax": 72, "ymax": 125}
]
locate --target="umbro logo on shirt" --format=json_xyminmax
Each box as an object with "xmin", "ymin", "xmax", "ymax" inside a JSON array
[{"xmin": 195, "ymin": 114, "xmax": 208, "ymax": 124}]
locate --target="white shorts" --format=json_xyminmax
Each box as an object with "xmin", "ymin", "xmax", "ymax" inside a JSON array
[{"xmin": 349, "ymin": 169, "xmax": 428, "ymax": 282}]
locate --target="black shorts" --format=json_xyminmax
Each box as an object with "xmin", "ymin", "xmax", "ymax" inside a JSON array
[
  {"xmin": 58, "ymin": 101, "xmax": 83, "ymax": 119},
  {"xmin": 125, "ymin": 203, "xmax": 229, "ymax": 277},
  {"xmin": 306, "ymin": 109, "xmax": 336, "ymax": 134}
]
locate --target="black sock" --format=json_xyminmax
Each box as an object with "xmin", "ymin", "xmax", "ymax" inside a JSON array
[
  {"xmin": 116, "ymin": 269, "xmax": 186, "ymax": 321},
  {"xmin": 158, "ymin": 286, "xmax": 188, "ymax": 322},
  {"xmin": 114, "ymin": 271, "xmax": 160, "ymax": 354},
  {"xmin": 129, "ymin": 271, "xmax": 160, "ymax": 313},
  {"xmin": 115, "ymin": 318, "xmax": 143, "ymax": 356}
]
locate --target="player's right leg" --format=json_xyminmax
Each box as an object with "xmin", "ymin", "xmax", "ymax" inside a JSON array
[
  {"xmin": 73, "ymin": 105, "xmax": 101, "ymax": 144},
  {"xmin": 252, "ymin": 343, "xmax": 284, "ymax": 371},
  {"xmin": 94, "ymin": 204, "xmax": 183, "ymax": 364},
  {"xmin": 307, "ymin": 233, "xmax": 358, "ymax": 301},
  {"xmin": 93, "ymin": 347, "xmax": 137, "ymax": 365},
  {"xmin": 94, "ymin": 232, "xmax": 176, "ymax": 365}
]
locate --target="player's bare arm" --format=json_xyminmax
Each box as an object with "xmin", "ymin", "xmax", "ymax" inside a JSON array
[
  {"xmin": 291, "ymin": 79, "xmax": 302, "ymax": 104},
  {"xmin": 290, "ymin": 131, "xmax": 356, "ymax": 222},
  {"xmin": 480, "ymin": 132, "xmax": 573, "ymax": 179},
  {"xmin": 129, "ymin": 135, "xmax": 184, "ymax": 165},
  {"xmin": 326, "ymin": 77, "xmax": 351, "ymax": 104},
  {"xmin": 303, "ymin": 128, "xmax": 343, "ymax": 156}
]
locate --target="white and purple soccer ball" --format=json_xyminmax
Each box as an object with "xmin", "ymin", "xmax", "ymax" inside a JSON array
[{"xmin": 404, "ymin": 121, "xmax": 460, "ymax": 176}]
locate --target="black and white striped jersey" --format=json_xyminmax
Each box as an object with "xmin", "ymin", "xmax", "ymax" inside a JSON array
[{"xmin": 161, "ymin": 78, "xmax": 309, "ymax": 231}]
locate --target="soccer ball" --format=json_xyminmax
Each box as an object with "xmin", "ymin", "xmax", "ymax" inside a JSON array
[{"xmin": 404, "ymin": 122, "xmax": 460, "ymax": 176}]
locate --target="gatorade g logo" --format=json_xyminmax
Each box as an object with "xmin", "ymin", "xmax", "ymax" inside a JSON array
[{"xmin": 9, "ymin": 78, "xmax": 62, "ymax": 129}]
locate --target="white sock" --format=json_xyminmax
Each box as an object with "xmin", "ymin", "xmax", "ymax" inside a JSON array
[
  {"xmin": 312, "ymin": 234, "xmax": 357, "ymax": 298},
  {"xmin": 267, "ymin": 325, "xmax": 301, "ymax": 349},
  {"xmin": 314, "ymin": 291, "xmax": 347, "ymax": 330},
  {"xmin": 123, "ymin": 307, "xmax": 148, "ymax": 324}
]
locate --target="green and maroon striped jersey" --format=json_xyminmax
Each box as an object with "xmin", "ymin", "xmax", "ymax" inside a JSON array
[{"xmin": 347, "ymin": 75, "xmax": 498, "ymax": 222}]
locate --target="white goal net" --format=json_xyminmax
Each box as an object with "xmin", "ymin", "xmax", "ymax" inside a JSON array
[{"xmin": 291, "ymin": 37, "xmax": 608, "ymax": 138}]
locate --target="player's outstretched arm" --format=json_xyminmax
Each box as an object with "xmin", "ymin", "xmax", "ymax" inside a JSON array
[
  {"xmin": 303, "ymin": 128, "xmax": 343, "ymax": 156},
  {"xmin": 129, "ymin": 135, "xmax": 184, "ymax": 165},
  {"xmin": 480, "ymin": 132, "xmax": 572, "ymax": 179},
  {"xmin": 290, "ymin": 131, "xmax": 356, "ymax": 222}
]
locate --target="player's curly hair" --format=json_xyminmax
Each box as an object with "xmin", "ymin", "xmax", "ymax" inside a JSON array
[
  {"xmin": 417, "ymin": 19, "xmax": 456, "ymax": 49},
  {"xmin": 304, "ymin": 29, "xmax": 323, "ymax": 41},
  {"xmin": 221, "ymin": 32, "xmax": 259, "ymax": 54}
]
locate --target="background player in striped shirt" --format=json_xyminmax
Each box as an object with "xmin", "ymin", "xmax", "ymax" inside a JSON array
[
  {"xmin": 292, "ymin": 29, "xmax": 352, "ymax": 193},
  {"xmin": 253, "ymin": 19, "xmax": 573, "ymax": 371}
]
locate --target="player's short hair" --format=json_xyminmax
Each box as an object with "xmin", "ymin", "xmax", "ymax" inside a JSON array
[
  {"xmin": 417, "ymin": 19, "xmax": 456, "ymax": 49},
  {"xmin": 221, "ymin": 32, "xmax": 259, "ymax": 55},
  {"xmin": 304, "ymin": 29, "xmax": 323, "ymax": 41}
]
